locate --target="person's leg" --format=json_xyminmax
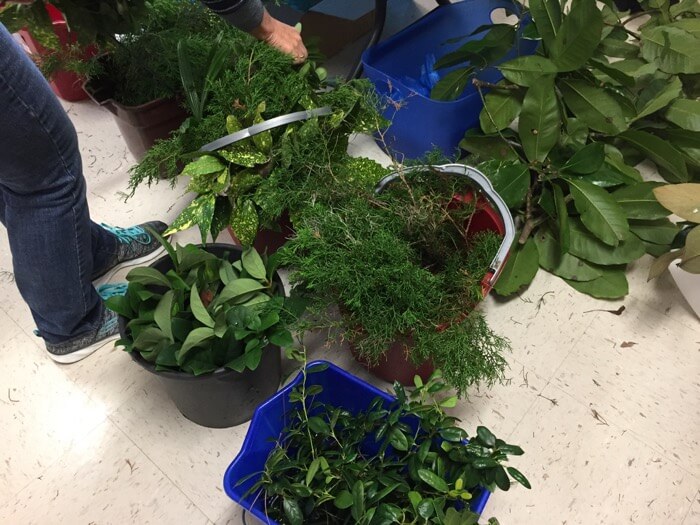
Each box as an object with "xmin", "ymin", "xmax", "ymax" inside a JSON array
[{"xmin": 0, "ymin": 24, "xmax": 118, "ymax": 356}]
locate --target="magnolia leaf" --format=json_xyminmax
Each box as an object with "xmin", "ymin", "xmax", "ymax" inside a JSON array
[
  {"xmin": 630, "ymin": 219, "xmax": 680, "ymax": 245},
  {"xmin": 529, "ymin": 0, "xmax": 561, "ymax": 50},
  {"xmin": 154, "ymin": 290, "xmax": 175, "ymax": 342},
  {"xmin": 498, "ymin": 55, "xmax": 558, "ymax": 87},
  {"xmin": 518, "ymin": 77, "xmax": 560, "ymax": 163},
  {"xmin": 181, "ymin": 155, "xmax": 224, "ymax": 177},
  {"xmin": 567, "ymin": 178, "xmax": 629, "ymax": 247},
  {"xmin": 612, "ymin": 182, "xmax": 669, "ymax": 220},
  {"xmin": 431, "ymin": 68, "xmax": 473, "ymax": 101},
  {"xmin": 640, "ymin": 26, "xmax": 700, "ymax": 74},
  {"xmin": 589, "ymin": 58, "xmax": 635, "ymax": 87},
  {"xmin": 599, "ymin": 37, "xmax": 639, "ymax": 58},
  {"xmin": 665, "ymin": 99, "xmax": 700, "ymax": 132},
  {"xmin": 634, "ymin": 77, "xmax": 683, "ymax": 121},
  {"xmin": 493, "ymin": 238, "xmax": 539, "ymax": 295},
  {"xmin": 652, "ymin": 184, "xmax": 700, "ymax": 222},
  {"xmin": 479, "ymin": 90, "xmax": 522, "ymax": 134},
  {"xmin": 549, "ymin": 0, "xmax": 603, "ymax": 71},
  {"xmin": 553, "ymin": 183, "xmax": 570, "ymax": 253},
  {"xmin": 559, "ymin": 79, "xmax": 628, "ymax": 135},
  {"xmin": 618, "ymin": 131, "xmax": 689, "ymax": 183},
  {"xmin": 241, "ymin": 247, "xmax": 267, "ymax": 280},
  {"xmin": 126, "ymin": 267, "xmax": 171, "ymax": 288},
  {"xmin": 660, "ymin": 129, "xmax": 700, "ymax": 169},
  {"xmin": 481, "ymin": 160, "xmax": 530, "ymax": 209},
  {"xmin": 190, "ymin": 284, "xmax": 215, "ymax": 328},
  {"xmin": 564, "ymin": 266, "xmax": 628, "ymax": 299},
  {"xmin": 176, "ymin": 327, "xmax": 215, "ymax": 363},
  {"xmin": 648, "ymin": 249, "xmax": 682, "ymax": 280},
  {"xmin": 561, "ymin": 142, "xmax": 605, "ymax": 175},
  {"xmin": 535, "ymin": 229, "xmax": 602, "ymax": 281},
  {"xmin": 460, "ymin": 132, "xmax": 520, "ymax": 161},
  {"xmin": 568, "ymin": 219, "xmax": 644, "ymax": 265}
]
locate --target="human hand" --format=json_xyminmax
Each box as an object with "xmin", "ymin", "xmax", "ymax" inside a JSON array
[{"xmin": 250, "ymin": 9, "xmax": 308, "ymax": 64}]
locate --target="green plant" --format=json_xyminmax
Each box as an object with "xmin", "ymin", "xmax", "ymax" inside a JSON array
[
  {"xmin": 279, "ymin": 170, "xmax": 509, "ymax": 395},
  {"xmin": 648, "ymin": 183, "xmax": 700, "ymax": 279},
  {"xmin": 106, "ymin": 232, "xmax": 298, "ymax": 375},
  {"xmin": 431, "ymin": 0, "xmax": 699, "ymax": 299},
  {"xmin": 247, "ymin": 367, "xmax": 529, "ymax": 524}
]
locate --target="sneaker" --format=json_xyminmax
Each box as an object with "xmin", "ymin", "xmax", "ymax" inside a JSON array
[
  {"xmin": 92, "ymin": 221, "xmax": 169, "ymax": 283},
  {"xmin": 43, "ymin": 282, "xmax": 128, "ymax": 364}
]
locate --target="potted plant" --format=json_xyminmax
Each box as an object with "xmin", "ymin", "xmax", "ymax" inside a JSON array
[
  {"xmin": 106, "ymin": 231, "xmax": 300, "ymax": 428},
  {"xmin": 129, "ymin": 40, "xmax": 385, "ymax": 251},
  {"xmin": 279, "ymin": 164, "xmax": 513, "ymax": 395},
  {"xmin": 434, "ymin": 0, "xmax": 698, "ymax": 299},
  {"xmin": 224, "ymin": 360, "xmax": 530, "ymax": 524}
]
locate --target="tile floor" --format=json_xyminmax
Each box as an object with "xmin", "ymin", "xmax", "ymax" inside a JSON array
[{"xmin": 1, "ymin": 3, "xmax": 699, "ymax": 524}]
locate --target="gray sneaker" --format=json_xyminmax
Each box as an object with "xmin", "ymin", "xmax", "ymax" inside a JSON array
[
  {"xmin": 93, "ymin": 221, "xmax": 168, "ymax": 283},
  {"xmin": 44, "ymin": 283, "xmax": 127, "ymax": 364}
]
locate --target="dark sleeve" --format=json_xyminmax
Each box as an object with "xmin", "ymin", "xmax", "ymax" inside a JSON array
[{"xmin": 199, "ymin": 0, "xmax": 265, "ymax": 32}]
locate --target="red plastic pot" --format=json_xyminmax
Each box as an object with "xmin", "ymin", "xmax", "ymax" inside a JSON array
[
  {"xmin": 16, "ymin": 4, "xmax": 96, "ymax": 102},
  {"xmin": 353, "ymin": 164, "xmax": 514, "ymax": 386}
]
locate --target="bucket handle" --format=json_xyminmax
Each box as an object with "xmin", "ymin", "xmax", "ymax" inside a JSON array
[
  {"xmin": 199, "ymin": 107, "xmax": 334, "ymax": 152},
  {"xmin": 375, "ymin": 163, "xmax": 515, "ymax": 297}
]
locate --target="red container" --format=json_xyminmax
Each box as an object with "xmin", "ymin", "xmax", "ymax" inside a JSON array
[{"xmin": 16, "ymin": 4, "xmax": 96, "ymax": 102}]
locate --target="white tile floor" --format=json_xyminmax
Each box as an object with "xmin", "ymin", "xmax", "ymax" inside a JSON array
[{"xmin": 2, "ymin": 4, "xmax": 699, "ymax": 524}]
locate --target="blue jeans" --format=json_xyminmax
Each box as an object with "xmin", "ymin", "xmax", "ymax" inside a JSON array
[{"xmin": 0, "ymin": 24, "xmax": 118, "ymax": 345}]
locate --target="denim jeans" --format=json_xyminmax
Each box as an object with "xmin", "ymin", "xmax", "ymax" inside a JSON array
[{"xmin": 0, "ymin": 24, "xmax": 118, "ymax": 345}]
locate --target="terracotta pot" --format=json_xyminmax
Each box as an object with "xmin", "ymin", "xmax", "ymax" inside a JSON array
[
  {"xmin": 16, "ymin": 4, "xmax": 96, "ymax": 102},
  {"xmin": 227, "ymin": 211, "xmax": 295, "ymax": 255},
  {"xmin": 83, "ymin": 56, "xmax": 188, "ymax": 161}
]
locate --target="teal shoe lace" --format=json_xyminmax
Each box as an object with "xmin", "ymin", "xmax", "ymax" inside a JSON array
[
  {"xmin": 100, "ymin": 223, "xmax": 152, "ymax": 245},
  {"xmin": 97, "ymin": 282, "xmax": 129, "ymax": 300}
]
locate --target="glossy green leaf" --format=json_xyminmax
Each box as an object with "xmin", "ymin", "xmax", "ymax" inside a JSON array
[
  {"xmin": 535, "ymin": 228, "xmax": 602, "ymax": 281},
  {"xmin": 241, "ymin": 247, "xmax": 267, "ymax": 280},
  {"xmin": 181, "ymin": 155, "xmax": 224, "ymax": 177},
  {"xmin": 507, "ymin": 467, "xmax": 532, "ymax": 489},
  {"xmin": 559, "ymin": 79, "xmax": 628, "ymax": 135},
  {"xmin": 217, "ymin": 278, "xmax": 266, "ymax": 304},
  {"xmin": 635, "ymin": 77, "xmax": 683, "ymax": 121},
  {"xmin": 612, "ymin": 182, "xmax": 669, "ymax": 220},
  {"xmin": 498, "ymin": 56, "xmax": 558, "ymax": 87},
  {"xmin": 493, "ymin": 238, "xmax": 539, "ymax": 295},
  {"xmin": 460, "ymin": 132, "xmax": 519, "ymax": 161},
  {"xmin": 418, "ymin": 469, "xmax": 449, "ymax": 492},
  {"xmin": 518, "ymin": 78, "xmax": 560, "ymax": 162},
  {"xmin": 553, "ymin": 183, "xmax": 570, "ymax": 253},
  {"xmin": 665, "ymin": 99, "xmax": 700, "ymax": 132},
  {"xmin": 598, "ymin": 37, "xmax": 639, "ymax": 58},
  {"xmin": 589, "ymin": 58, "xmax": 635, "ymax": 87},
  {"xmin": 481, "ymin": 160, "xmax": 530, "ymax": 209},
  {"xmin": 176, "ymin": 327, "xmax": 215, "ymax": 363},
  {"xmin": 334, "ymin": 490, "xmax": 353, "ymax": 509},
  {"xmin": 154, "ymin": 290, "xmax": 174, "ymax": 342},
  {"xmin": 567, "ymin": 178, "xmax": 629, "ymax": 247},
  {"xmin": 561, "ymin": 142, "xmax": 605, "ymax": 174},
  {"xmin": 269, "ymin": 329, "xmax": 294, "ymax": 348},
  {"xmin": 618, "ymin": 130, "xmax": 689, "ymax": 183},
  {"xmin": 283, "ymin": 498, "xmax": 303, "ymax": 525},
  {"xmin": 190, "ymin": 284, "xmax": 215, "ymax": 328},
  {"xmin": 568, "ymin": 219, "xmax": 645, "ymax": 265},
  {"xmin": 529, "ymin": 0, "xmax": 561, "ymax": 50},
  {"xmin": 476, "ymin": 426, "xmax": 496, "ymax": 447},
  {"xmin": 549, "ymin": 0, "xmax": 603, "ymax": 71},
  {"xmin": 431, "ymin": 68, "xmax": 473, "ymax": 101},
  {"xmin": 640, "ymin": 26, "xmax": 700, "ymax": 74},
  {"xmin": 630, "ymin": 219, "xmax": 680, "ymax": 245},
  {"xmin": 126, "ymin": 267, "xmax": 171, "ymax": 288},
  {"xmin": 389, "ymin": 428, "xmax": 409, "ymax": 451},
  {"xmin": 564, "ymin": 266, "xmax": 628, "ymax": 299},
  {"xmin": 479, "ymin": 90, "xmax": 522, "ymax": 133},
  {"xmin": 494, "ymin": 466, "xmax": 511, "ymax": 491},
  {"xmin": 351, "ymin": 480, "xmax": 365, "ymax": 522},
  {"xmin": 133, "ymin": 326, "xmax": 169, "ymax": 352}
]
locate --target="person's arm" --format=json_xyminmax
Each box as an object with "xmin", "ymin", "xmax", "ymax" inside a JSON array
[{"xmin": 200, "ymin": 0, "xmax": 308, "ymax": 63}]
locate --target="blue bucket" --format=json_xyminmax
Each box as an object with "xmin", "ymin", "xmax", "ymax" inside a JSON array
[
  {"xmin": 223, "ymin": 360, "xmax": 491, "ymax": 524},
  {"xmin": 362, "ymin": 0, "xmax": 537, "ymax": 160}
]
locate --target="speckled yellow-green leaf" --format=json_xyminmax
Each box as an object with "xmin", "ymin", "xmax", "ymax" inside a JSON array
[
  {"xmin": 329, "ymin": 109, "xmax": 347, "ymax": 129},
  {"xmin": 229, "ymin": 171, "xmax": 262, "ymax": 199},
  {"xmin": 299, "ymin": 93, "xmax": 317, "ymax": 110},
  {"xmin": 181, "ymin": 155, "xmax": 224, "ymax": 177},
  {"xmin": 226, "ymin": 114, "xmax": 243, "ymax": 134},
  {"xmin": 164, "ymin": 194, "xmax": 216, "ymax": 241},
  {"xmin": 220, "ymin": 144, "xmax": 269, "ymax": 168},
  {"xmin": 230, "ymin": 199, "xmax": 259, "ymax": 246},
  {"xmin": 188, "ymin": 169, "xmax": 229, "ymax": 194},
  {"xmin": 252, "ymin": 102, "xmax": 273, "ymax": 153}
]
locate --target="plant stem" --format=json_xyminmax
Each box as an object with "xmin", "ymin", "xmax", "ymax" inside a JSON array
[{"xmin": 472, "ymin": 78, "xmax": 519, "ymax": 91}]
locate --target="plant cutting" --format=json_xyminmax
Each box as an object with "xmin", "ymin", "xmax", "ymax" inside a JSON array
[
  {"xmin": 432, "ymin": 0, "xmax": 699, "ymax": 299},
  {"xmin": 130, "ymin": 37, "xmax": 384, "ymax": 248},
  {"xmin": 225, "ymin": 361, "xmax": 529, "ymax": 525},
  {"xmin": 106, "ymin": 231, "xmax": 300, "ymax": 427},
  {"xmin": 279, "ymin": 165, "xmax": 512, "ymax": 395}
]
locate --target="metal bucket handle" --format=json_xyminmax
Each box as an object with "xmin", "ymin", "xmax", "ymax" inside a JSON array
[
  {"xmin": 199, "ymin": 107, "xmax": 334, "ymax": 152},
  {"xmin": 374, "ymin": 163, "xmax": 515, "ymax": 297}
]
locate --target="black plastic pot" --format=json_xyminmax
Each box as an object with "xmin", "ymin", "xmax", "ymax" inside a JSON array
[{"xmin": 119, "ymin": 243, "xmax": 283, "ymax": 428}]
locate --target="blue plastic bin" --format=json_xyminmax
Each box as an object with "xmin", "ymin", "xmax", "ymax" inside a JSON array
[
  {"xmin": 223, "ymin": 360, "xmax": 491, "ymax": 524},
  {"xmin": 362, "ymin": 0, "xmax": 537, "ymax": 159}
]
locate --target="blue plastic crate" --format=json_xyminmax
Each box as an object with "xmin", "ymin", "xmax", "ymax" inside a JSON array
[
  {"xmin": 223, "ymin": 360, "xmax": 491, "ymax": 524},
  {"xmin": 362, "ymin": 0, "xmax": 537, "ymax": 159}
]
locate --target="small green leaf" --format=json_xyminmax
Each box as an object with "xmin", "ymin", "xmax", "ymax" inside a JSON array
[
  {"xmin": 241, "ymin": 247, "xmax": 267, "ymax": 280},
  {"xmin": 561, "ymin": 143, "xmax": 605, "ymax": 175},
  {"xmin": 181, "ymin": 155, "xmax": 224, "ymax": 177},
  {"xmin": 334, "ymin": 490, "xmax": 353, "ymax": 509},
  {"xmin": 283, "ymin": 498, "xmax": 303, "ymax": 525},
  {"xmin": 126, "ymin": 267, "xmax": 171, "ymax": 288},
  {"xmin": 479, "ymin": 90, "xmax": 522, "ymax": 133},
  {"xmin": 498, "ymin": 55, "xmax": 558, "ymax": 87},
  {"xmin": 351, "ymin": 480, "xmax": 365, "ymax": 522},
  {"xmin": 190, "ymin": 284, "xmax": 215, "ymax": 328},
  {"xmin": 308, "ymin": 416, "xmax": 330, "ymax": 434},
  {"xmin": 217, "ymin": 278, "xmax": 266, "ymax": 304},
  {"xmin": 518, "ymin": 77, "xmax": 561, "ymax": 163},
  {"xmin": 480, "ymin": 160, "xmax": 530, "ymax": 209},
  {"xmin": 305, "ymin": 457, "xmax": 321, "ymax": 486},
  {"xmin": 389, "ymin": 428, "xmax": 409, "ymax": 451},
  {"xmin": 476, "ymin": 426, "xmax": 496, "ymax": 447},
  {"xmin": 269, "ymin": 329, "xmax": 294, "ymax": 348},
  {"xmin": 567, "ymin": 178, "xmax": 629, "ymax": 247},
  {"xmin": 154, "ymin": 290, "xmax": 175, "ymax": 342},
  {"xmin": 417, "ymin": 469, "xmax": 449, "ymax": 492},
  {"xmin": 494, "ymin": 466, "xmax": 511, "ymax": 491},
  {"xmin": 507, "ymin": 467, "xmax": 531, "ymax": 489},
  {"xmin": 431, "ymin": 68, "xmax": 474, "ymax": 101},
  {"xmin": 176, "ymin": 327, "xmax": 215, "ymax": 363},
  {"xmin": 549, "ymin": 0, "xmax": 603, "ymax": 71},
  {"xmin": 493, "ymin": 238, "xmax": 539, "ymax": 295},
  {"xmin": 634, "ymin": 77, "xmax": 683, "ymax": 121}
]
